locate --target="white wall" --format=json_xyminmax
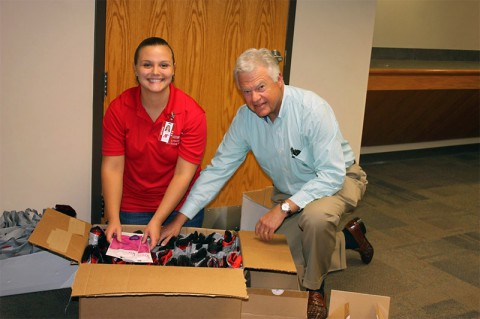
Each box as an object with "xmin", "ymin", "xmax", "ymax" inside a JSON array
[
  {"xmin": 373, "ymin": 0, "xmax": 480, "ymax": 50},
  {"xmin": 0, "ymin": 0, "xmax": 94, "ymax": 221},
  {"xmin": 289, "ymin": 0, "xmax": 377, "ymax": 161},
  {"xmin": 370, "ymin": 0, "xmax": 480, "ymax": 152}
]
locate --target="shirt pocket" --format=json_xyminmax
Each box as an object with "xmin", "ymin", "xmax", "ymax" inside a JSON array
[{"xmin": 291, "ymin": 147, "xmax": 315, "ymax": 175}]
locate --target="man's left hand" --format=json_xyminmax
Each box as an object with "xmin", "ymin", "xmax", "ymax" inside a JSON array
[{"xmin": 255, "ymin": 205, "xmax": 286, "ymax": 241}]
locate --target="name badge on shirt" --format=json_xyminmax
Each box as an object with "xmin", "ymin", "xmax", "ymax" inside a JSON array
[{"xmin": 160, "ymin": 122, "xmax": 174, "ymax": 143}]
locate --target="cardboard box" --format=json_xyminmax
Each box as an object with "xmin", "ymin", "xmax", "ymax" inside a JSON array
[
  {"xmin": 203, "ymin": 205, "xmax": 241, "ymax": 230},
  {"xmin": 242, "ymin": 288, "xmax": 308, "ymax": 319},
  {"xmin": 328, "ymin": 290, "xmax": 390, "ymax": 319},
  {"xmin": 241, "ymin": 187, "xmax": 346, "ymax": 272},
  {"xmin": 241, "ymin": 186, "xmax": 276, "ymax": 231},
  {"xmin": 0, "ymin": 249, "xmax": 78, "ymax": 297},
  {"xmin": 29, "ymin": 208, "xmax": 307, "ymax": 319}
]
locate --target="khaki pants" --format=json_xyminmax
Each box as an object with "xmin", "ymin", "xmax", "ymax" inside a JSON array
[{"xmin": 274, "ymin": 164, "xmax": 368, "ymax": 290}]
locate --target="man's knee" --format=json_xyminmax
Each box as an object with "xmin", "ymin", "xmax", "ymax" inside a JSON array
[{"xmin": 299, "ymin": 200, "xmax": 341, "ymax": 231}]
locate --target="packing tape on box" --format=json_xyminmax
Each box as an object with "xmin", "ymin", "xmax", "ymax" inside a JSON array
[
  {"xmin": 69, "ymin": 218, "xmax": 88, "ymax": 235},
  {"xmin": 46, "ymin": 229, "xmax": 72, "ymax": 253}
]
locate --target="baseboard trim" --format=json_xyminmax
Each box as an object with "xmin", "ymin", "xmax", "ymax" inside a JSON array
[
  {"xmin": 360, "ymin": 138, "xmax": 479, "ymax": 155},
  {"xmin": 360, "ymin": 142, "xmax": 479, "ymax": 164}
]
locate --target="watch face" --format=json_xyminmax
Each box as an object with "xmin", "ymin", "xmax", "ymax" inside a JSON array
[{"xmin": 281, "ymin": 202, "xmax": 290, "ymax": 212}]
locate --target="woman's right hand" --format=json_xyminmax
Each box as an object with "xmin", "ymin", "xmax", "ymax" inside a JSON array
[{"xmin": 105, "ymin": 220, "xmax": 123, "ymax": 244}]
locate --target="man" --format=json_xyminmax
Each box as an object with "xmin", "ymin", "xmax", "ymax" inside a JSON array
[{"xmin": 159, "ymin": 48, "xmax": 374, "ymax": 319}]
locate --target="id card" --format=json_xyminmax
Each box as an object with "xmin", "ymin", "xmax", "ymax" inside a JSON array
[{"xmin": 160, "ymin": 121, "xmax": 173, "ymax": 143}]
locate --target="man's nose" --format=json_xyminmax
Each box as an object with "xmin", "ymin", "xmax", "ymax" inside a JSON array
[{"xmin": 251, "ymin": 90, "xmax": 261, "ymax": 102}]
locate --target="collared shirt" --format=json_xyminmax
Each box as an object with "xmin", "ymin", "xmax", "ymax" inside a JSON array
[
  {"xmin": 102, "ymin": 84, "xmax": 207, "ymax": 212},
  {"xmin": 181, "ymin": 85, "xmax": 355, "ymax": 218}
]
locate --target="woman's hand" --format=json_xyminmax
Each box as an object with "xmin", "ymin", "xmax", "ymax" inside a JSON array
[
  {"xmin": 143, "ymin": 218, "xmax": 162, "ymax": 249},
  {"xmin": 105, "ymin": 220, "xmax": 123, "ymax": 244}
]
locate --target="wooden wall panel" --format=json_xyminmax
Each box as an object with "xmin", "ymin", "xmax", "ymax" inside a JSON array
[
  {"xmin": 362, "ymin": 66, "xmax": 480, "ymax": 147},
  {"xmin": 105, "ymin": 0, "xmax": 290, "ymax": 207},
  {"xmin": 362, "ymin": 89, "xmax": 480, "ymax": 146}
]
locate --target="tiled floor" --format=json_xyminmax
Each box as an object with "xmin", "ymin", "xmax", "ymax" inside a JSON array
[{"xmin": 0, "ymin": 144, "xmax": 479, "ymax": 318}]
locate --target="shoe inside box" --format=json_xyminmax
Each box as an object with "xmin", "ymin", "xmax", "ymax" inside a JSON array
[{"xmin": 83, "ymin": 225, "xmax": 243, "ymax": 268}]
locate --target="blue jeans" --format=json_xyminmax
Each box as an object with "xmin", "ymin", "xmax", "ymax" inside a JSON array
[{"xmin": 119, "ymin": 209, "xmax": 204, "ymax": 227}]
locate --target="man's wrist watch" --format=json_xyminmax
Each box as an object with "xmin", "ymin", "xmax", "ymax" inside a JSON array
[{"xmin": 280, "ymin": 200, "xmax": 293, "ymax": 216}]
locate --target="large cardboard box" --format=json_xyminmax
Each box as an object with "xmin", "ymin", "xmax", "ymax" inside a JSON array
[
  {"xmin": 29, "ymin": 208, "xmax": 307, "ymax": 319},
  {"xmin": 241, "ymin": 187, "xmax": 347, "ymax": 272},
  {"xmin": 328, "ymin": 290, "xmax": 390, "ymax": 319}
]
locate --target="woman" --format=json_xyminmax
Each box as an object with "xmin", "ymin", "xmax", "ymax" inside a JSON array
[{"xmin": 102, "ymin": 37, "xmax": 207, "ymax": 249}]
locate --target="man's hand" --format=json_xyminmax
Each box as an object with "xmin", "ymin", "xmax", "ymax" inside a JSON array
[
  {"xmin": 105, "ymin": 220, "xmax": 122, "ymax": 244},
  {"xmin": 158, "ymin": 221, "xmax": 183, "ymax": 247},
  {"xmin": 255, "ymin": 205, "xmax": 286, "ymax": 241},
  {"xmin": 158, "ymin": 213, "xmax": 189, "ymax": 247}
]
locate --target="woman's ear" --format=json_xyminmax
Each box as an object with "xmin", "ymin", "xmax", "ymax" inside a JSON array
[{"xmin": 133, "ymin": 63, "xmax": 138, "ymax": 76}]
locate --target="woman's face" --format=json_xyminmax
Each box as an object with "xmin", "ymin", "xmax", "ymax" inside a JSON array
[{"xmin": 134, "ymin": 44, "xmax": 175, "ymax": 94}]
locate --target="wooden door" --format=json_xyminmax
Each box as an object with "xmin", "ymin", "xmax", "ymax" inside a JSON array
[{"xmin": 105, "ymin": 0, "xmax": 290, "ymax": 208}]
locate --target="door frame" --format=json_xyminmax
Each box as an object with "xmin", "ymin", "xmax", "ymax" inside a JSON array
[
  {"xmin": 90, "ymin": 0, "xmax": 297, "ymax": 223},
  {"xmin": 91, "ymin": 0, "xmax": 106, "ymax": 223}
]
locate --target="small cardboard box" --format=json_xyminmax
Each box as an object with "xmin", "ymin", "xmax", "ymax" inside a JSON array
[
  {"xmin": 328, "ymin": 290, "xmax": 390, "ymax": 319},
  {"xmin": 241, "ymin": 187, "xmax": 347, "ymax": 272},
  {"xmin": 29, "ymin": 208, "xmax": 307, "ymax": 319}
]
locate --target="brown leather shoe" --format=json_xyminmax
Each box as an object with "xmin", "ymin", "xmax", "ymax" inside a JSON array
[
  {"xmin": 307, "ymin": 291, "xmax": 328, "ymax": 319},
  {"xmin": 345, "ymin": 217, "xmax": 374, "ymax": 264}
]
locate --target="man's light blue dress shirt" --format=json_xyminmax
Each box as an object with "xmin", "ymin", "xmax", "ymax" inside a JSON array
[{"xmin": 181, "ymin": 85, "xmax": 355, "ymax": 219}]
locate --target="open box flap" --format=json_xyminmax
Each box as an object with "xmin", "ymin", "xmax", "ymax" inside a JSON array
[
  {"xmin": 28, "ymin": 208, "xmax": 91, "ymax": 263},
  {"xmin": 238, "ymin": 231, "xmax": 296, "ymax": 273},
  {"xmin": 243, "ymin": 186, "xmax": 275, "ymax": 208},
  {"xmin": 72, "ymin": 263, "xmax": 248, "ymax": 299}
]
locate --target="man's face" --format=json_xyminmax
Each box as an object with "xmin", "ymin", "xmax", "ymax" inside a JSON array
[{"xmin": 237, "ymin": 66, "xmax": 284, "ymax": 122}]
